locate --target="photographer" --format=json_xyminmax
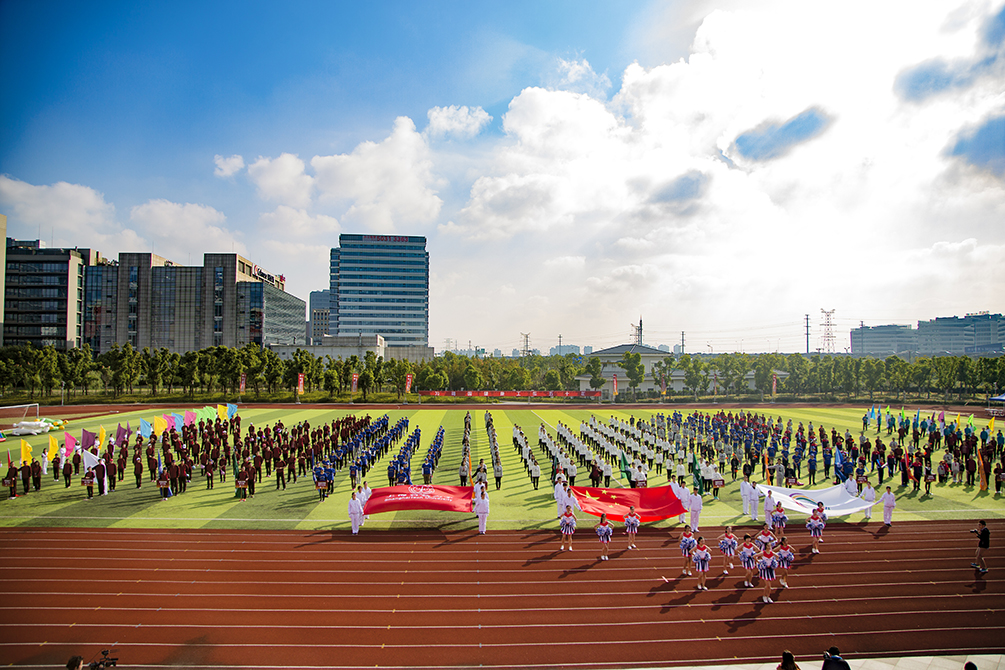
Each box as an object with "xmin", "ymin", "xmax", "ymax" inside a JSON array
[
  {"xmin": 821, "ymin": 646, "xmax": 850, "ymax": 670},
  {"xmin": 971, "ymin": 520, "xmax": 989, "ymax": 574}
]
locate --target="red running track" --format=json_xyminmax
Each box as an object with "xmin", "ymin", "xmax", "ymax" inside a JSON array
[{"xmin": 0, "ymin": 519, "xmax": 1002, "ymax": 669}]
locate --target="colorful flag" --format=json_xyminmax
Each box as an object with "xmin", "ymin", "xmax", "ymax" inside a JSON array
[
  {"xmin": 20, "ymin": 439, "xmax": 32, "ymax": 464},
  {"xmin": 227, "ymin": 404, "xmax": 238, "ymax": 419},
  {"xmin": 164, "ymin": 414, "xmax": 175, "ymax": 431},
  {"xmin": 6, "ymin": 448, "xmax": 13, "ymax": 469},
  {"xmin": 184, "ymin": 411, "xmax": 196, "ymax": 427},
  {"xmin": 48, "ymin": 435, "xmax": 60, "ymax": 460},
  {"xmin": 0, "ymin": 430, "xmax": 6, "ymax": 443},
  {"xmin": 613, "ymin": 374, "xmax": 618, "ymax": 397},
  {"xmin": 977, "ymin": 449, "xmax": 987, "ymax": 491},
  {"xmin": 967, "ymin": 414, "xmax": 975, "ymax": 429},
  {"xmin": 173, "ymin": 413, "xmax": 185, "ymax": 429},
  {"xmin": 98, "ymin": 425, "xmax": 107, "ymax": 448},
  {"xmin": 217, "ymin": 405, "xmax": 227, "ymax": 421},
  {"xmin": 991, "ymin": 417, "xmax": 996, "ymax": 433},
  {"xmin": 115, "ymin": 424, "xmax": 127, "ymax": 447},
  {"xmin": 64, "ymin": 433, "xmax": 77, "ymax": 458},
  {"xmin": 81, "ymin": 429, "xmax": 96, "ymax": 450},
  {"xmin": 569, "ymin": 486, "xmax": 687, "ymax": 522},
  {"xmin": 139, "ymin": 419, "xmax": 152, "ymax": 439},
  {"xmin": 153, "ymin": 416, "xmax": 167, "ymax": 436},
  {"xmin": 692, "ymin": 452, "xmax": 703, "ymax": 494},
  {"xmin": 404, "ymin": 373, "xmax": 413, "ymax": 394}
]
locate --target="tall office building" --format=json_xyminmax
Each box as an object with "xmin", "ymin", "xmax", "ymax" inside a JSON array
[
  {"xmin": 0, "ymin": 215, "xmax": 6, "ymax": 346},
  {"xmin": 4, "ymin": 239, "xmax": 100, "ymax": 350},
  {"xmin": 849, "ymin": 324, "xmax": 918, "ymax": 356},
  {"xmin": 308, "ymin": 289, "xmax": 330, "ymax": 344},
  {"xmin": 84, "ymin": 252, "xmax": 305, "ymax": 356},
  {"xmin": 329, "ymin": 234, "xmax": 429, "ymax": 348}
]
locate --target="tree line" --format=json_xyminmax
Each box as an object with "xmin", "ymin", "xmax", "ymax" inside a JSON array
[{"xmin": 0, "ymin": 344, "xmax": 1001, "ymax": 403}]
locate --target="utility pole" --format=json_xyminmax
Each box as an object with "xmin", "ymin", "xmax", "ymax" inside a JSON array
[
  {"xmin": 558, "ymin": 334, "xmax": 562, "ymax": 356},
  {"xmin": 820, "ymin": 309, "xmax": 835, "ymax": 354},
  {"xmin": 680, "ymin": 331, "xmax": 685, "ymax": 354},
  {"xmin": 804, "ymin": 314, "xmax": 810, "ymax": 355},
  {"xmin": 520, "ymin": 333, "xmax": 531, "ymax": 358}
]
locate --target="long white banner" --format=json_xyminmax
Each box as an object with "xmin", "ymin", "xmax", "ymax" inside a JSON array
[{"xmin": 758, "ymin": 483, "xmax": 873, "ymax": 517}]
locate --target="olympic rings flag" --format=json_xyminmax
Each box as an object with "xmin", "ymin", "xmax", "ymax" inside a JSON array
[
  {"xmin": 570, "ymin": 486, "xmax": 687, "ymax": 522},
  {"xmin": 363, "ymin": 485, "xmax": 474, "ymax": 514},
  {"xmin": 758, "ymin": 483, "xmax": 873, "ymax": 516}
]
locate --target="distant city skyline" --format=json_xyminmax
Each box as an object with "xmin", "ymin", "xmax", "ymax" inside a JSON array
[{"xmin": 1, "ymin": 1, "xmax": 1002, "ymax": 355}]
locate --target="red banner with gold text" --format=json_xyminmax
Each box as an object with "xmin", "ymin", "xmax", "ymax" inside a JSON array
[{"xmin": 363, "ymin": 485, "xmax": 473, "ymax": 515}]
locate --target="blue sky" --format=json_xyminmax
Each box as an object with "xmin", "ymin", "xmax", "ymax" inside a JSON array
[{"xmin": 2, "ymin": 1, "xmax": 1003, "ymax": 354}]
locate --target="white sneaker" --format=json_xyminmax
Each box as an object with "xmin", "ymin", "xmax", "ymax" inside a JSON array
[
  {"xmin": 723, "ymin": 569, "xmax": 729, "ymax": 575},
  {"xmin": 766, "ymin": 597, "xmax": 774, "ymax": 603}
]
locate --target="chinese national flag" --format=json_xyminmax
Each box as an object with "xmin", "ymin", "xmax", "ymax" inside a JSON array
[{"xmin": 570, "ymin": 486, "xmax": 686, "ymax": 522}]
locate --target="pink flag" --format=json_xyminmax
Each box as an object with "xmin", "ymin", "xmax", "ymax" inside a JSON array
[
  {"xmin": 184, "ymin": 411, "xmax": 196, "ymax": 427},
  {"xmin": 64, "ymin": 433, "xmax": 77, "ymax": 458},
  {"xmin": 164, "ymin": 414, "xmax": 176, "ymax": 430}
]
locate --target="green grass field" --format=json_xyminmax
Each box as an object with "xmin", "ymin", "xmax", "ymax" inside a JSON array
[{"xmin": 1, "ymin": 404, "xmax": 1001, "ymax": 531}]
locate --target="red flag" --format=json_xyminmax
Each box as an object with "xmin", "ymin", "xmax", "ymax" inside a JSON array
[
  {"xmin": 363, "ymin": 485, "xmax": 473, "ymax": 515},
  {"xmin": 6, "ymin": 449, "xmax": 12, "ymax": 470},
  {"xmin": 569, "ymin": 486, "xmax": 686, "ymax": 523},
  {"xmin": 405, "ymin": 373, "xmax": 413, "ymax": 394}
]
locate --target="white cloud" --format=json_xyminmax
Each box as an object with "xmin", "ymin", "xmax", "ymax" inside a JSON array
[
  {"xmin": 311, "ymin": 116, "xmax": 443, "ymax": 232},
  {"xmin": 259, "ymin": 205, "xmax": 339, "ymax": 238},
  {"xmin": 0, "ymin": 175, "xmax": 146, "ymax": 253},
  {"xmin": 213, "ymin": 154, "xmax": 245, "ymax": 178},
  {"xmin": 247, "ymin": 153, "xmax": 315, "ymax": 207},
  {"xmin": 129, "ymin": 199, "xmax": 245, "ymax": 262},
  {"xmin": 426, "ymin": 105, "xmax": 492, "ymax": 140},
  {"xmin": 552, "ymin": 58, "xmax": 612, "ymax": 98}
]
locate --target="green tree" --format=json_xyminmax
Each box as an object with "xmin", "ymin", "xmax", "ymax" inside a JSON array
[
  {"xmin": 387, "ymin": 359, "xmax": 413, "ymax": 398},
  {"xmin": 650, "ymin": 355, "xmax": 676, "ymax": 395},
  {"xmin": 585, "ymin": 357, "xmax": 606, "ymax": 393},
  {"xmin": 358, "ymin": 369, "xmax": 374, "ymax": 401},
  {"xmin": 543, "ymin": 369, "xmax": 561, "ymax": 391},
  {"xmin": 463, "ymin": 364, "xmax": 484, "ymax": 391},
  {"xmin": 506, "ymin": 367, "xmax": 530, "ymax": 390},
  {"xmin": 618, "ymin": 351, "xmax": 645, "ymax": 399},
  {"xmin": 862, "ymin": 358, "xmax": 884, "ymax": 401}
]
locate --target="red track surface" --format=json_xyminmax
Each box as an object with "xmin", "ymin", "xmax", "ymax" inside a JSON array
[{"xmin": 1, "ymin": 520, "xmax": 1002, "ymax": 669}]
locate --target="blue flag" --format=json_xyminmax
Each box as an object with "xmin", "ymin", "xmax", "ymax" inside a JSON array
[
  {"xmin": 227, "ymin": 404, "xmax": 238, "ymax": 419},
  {"xmin": 140, "ymin": 419, "xmax": 152, "ymax": 439},
  {"xmin": 173, "ymin": 413, "xmax": 185, "ymax": 429},
  {"xmin": 834, "ymin": 448, "xmax": 845, "ymax": 482}
]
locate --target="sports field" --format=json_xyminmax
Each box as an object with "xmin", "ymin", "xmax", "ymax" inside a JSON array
[
  {"xmin": 2, "ymin": 403, "xmax": 1002, "ymax": 670},
  {"xmin": 1, "ymin": 403, "xmax": 1001, "ymax": 531}
]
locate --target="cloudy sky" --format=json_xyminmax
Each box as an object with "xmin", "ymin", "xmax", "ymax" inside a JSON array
[{"xmin": 1, "ymin": 0, "xmax": 1003, "ymax": 355}]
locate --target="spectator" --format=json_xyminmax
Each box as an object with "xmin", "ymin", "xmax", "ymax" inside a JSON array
[
  {"xmin": 822, "ymin": 646, "xmax": 850, "ymax": 670},
  {"xmin": 777, "ymin": 650, "xmax": 800, "ymax": 670}
]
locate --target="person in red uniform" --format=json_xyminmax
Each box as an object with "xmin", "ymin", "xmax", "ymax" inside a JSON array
[
  {"xmin": 19, "ymin": 461, "xmax": 31, "ymax": 496},
  {"xmin": 94, "ymin": 460, "xmax": 106, "ymax": 496},
  {"xmin": 133, "ymin": 455, "xmax": 144, "ymax": 488},
  {"xmin": 205, "ymin": 458, "xmax": 215, "ymax": 489},
  {"xmin": 30, "ymin": 458, "xmax": 42, "ymax": 491},
  {"xmin": 5, "ymin": 462, "xmax": 18, "ymax": 498},
  {"xmin": 62, "ymin": 458, "xmax": 73, "ymax": 488},
  {"xmin": 106, "ymin": 459, "xmax": 117, "ymax": 492},
  {"xmin": 83, "ymin": 467, "xmax": 96, "ymax": 499}
]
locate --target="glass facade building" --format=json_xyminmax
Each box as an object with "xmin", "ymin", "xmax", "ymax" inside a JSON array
[
  {"xmin": 330, "ymin": 234, "xmax": 429, "ymax": 347},
  {"xmin": 81, "ymin": 252, "xmax": 305, "ymax": 356},
  {"xmin": 4, "ymin": 239, "xmax": 97, "ymax": 350}
]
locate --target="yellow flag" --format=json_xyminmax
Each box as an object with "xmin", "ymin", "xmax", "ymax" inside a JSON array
[
  {"xmin": 217, "ymin": 404, "xmax": 227, "ymax": 421},
  {"xmin": 153, "ymin": 416, "xmax": 168, "ymax": 436},
  {"xmin": 955, "ymin": 413, "xmax": 961, "ymax": 428},
  {"xmin": 98, "ymin": 425, "xmax": 107, "ymax": 448},
  {"xmin": 990, "ymin": 417, "xmax": 995, "ymax": 433},
  {"xmin": 48, "ymin": 435, "xmax": 60, "ymax": 460},
  {"xmin": 20, "ymin": 439, "xmax": 32, "ymax": 464}
]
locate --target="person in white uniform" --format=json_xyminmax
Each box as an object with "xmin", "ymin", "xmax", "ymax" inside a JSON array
[
  {"xmin": 554, "ymin": 479, "xmax": 567, "ymax": 518},
  {"xmin": 474, "ymin": 489, "xmax": 490, "ymax": 534},
  {"xmin": 763, "ymin": 490, "xmax": 775, "ymax": 529},
  {"xmin": 359, "ymin": 482, "xmax": 372, "ymax": 524},
  {"xmin": 880, "ymin": 486, "xmax": 896, "ymax": 526},
  {"xmin": 740, "ymin": 476, "xmax": 754, "ymax": 516},
  {"xmin": 860, "ymin": 481, "xmax": 876, "ymax": 520},
  {"xmin": 688, "ymin": 487, "xmax": 704, "ymax": 531},
  {"xmin": 749, "ymin": 481, "xmax": 759, "ymax": 521},
  {"xmin": 347, "ymin": 490, "xmax": 364, "ymax": 535}
]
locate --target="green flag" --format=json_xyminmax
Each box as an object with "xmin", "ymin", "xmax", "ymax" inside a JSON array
[
  {"xmin": 619, "ymin": 452, "xmax": 631, "ymax": 479},
  {"xmin": 692, "ymin": 452, "xmax": 703, "ymax": 495}
]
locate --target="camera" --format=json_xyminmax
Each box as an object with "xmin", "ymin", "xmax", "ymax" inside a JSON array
[
  {"xmin": 89, "ymin": 650, "xmax": 118, "ymax": 668},
  {"xmin": 971, "ymin": 529, "xmax": 978, "ymax": 534}
]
